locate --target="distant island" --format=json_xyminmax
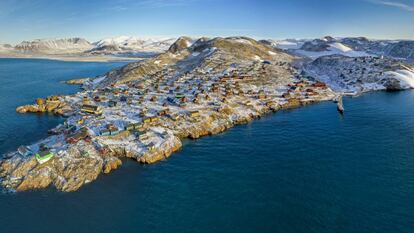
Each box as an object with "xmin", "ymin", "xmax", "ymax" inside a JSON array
[{"xmin": 1, "ymin": 36, "xmax": 413, "ymax": 192}]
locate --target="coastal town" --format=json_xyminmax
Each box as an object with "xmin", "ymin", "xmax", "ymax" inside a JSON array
[{"xmin": 1, "ymin": 36, "xmax": 413, "ymax": 192}]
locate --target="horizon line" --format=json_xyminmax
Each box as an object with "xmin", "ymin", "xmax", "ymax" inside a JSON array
[{"xmin": 2, "ymin": 34, "xmax": 414, "ymax": 45}]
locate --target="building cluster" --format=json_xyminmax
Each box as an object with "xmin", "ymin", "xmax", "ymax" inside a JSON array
[{"xmin": 15, "ymin": 59, "xmax": 335, "ymax": 165}]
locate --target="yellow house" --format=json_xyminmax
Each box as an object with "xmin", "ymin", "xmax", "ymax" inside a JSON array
[
  {"xmin": 143, "ymin": 117, "xmax": 151, "ymax": 124},
  {"xmin": 150, "ymin": 116, "xmax": 159, "ymax": 122},
  {"xmin": 139, "ymin": 134, "xmax": 149, "ymax": 141},
  {"xmin": 81, "ymin": 104, "xmax": 103, "ymax": 115},
  {"xmin": 190, "ymin": 110, "xmax": 200, "ymax": 117}
]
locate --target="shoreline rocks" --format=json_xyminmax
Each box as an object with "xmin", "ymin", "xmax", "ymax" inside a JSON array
[
  {"xmin": 4, "ymin": 88, "xmax": 336, "ymax": 192},
  {"xmin": 64, "ymin": 78, "xmax": 90, "ymax": 85},
  {"xmin": 16, "ymin": 97, "xmax": 67, "ymax": 114}
]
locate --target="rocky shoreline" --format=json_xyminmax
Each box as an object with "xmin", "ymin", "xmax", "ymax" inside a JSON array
[
  {"xmin": 1, "ymin": 81, "xmax": 333, "ymax": 192},
  {"xmin": 64, "ymin": 78, "xmax": 90, "ymax": 85}
]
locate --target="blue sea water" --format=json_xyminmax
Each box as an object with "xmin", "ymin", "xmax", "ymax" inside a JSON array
[
  {"xmin": 0, "ymin": 58, "xmax": 128, "ymax": 154},
  {"xmin": 0, "ymin": 58, "xmax": 413, "ymax": 233}
]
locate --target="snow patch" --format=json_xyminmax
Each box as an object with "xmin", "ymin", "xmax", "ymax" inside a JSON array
[
  {"xmin": 92, "ymin": 76, "xmax": 106, "ymax": 85},
  {"xmin": 232, "ymin": 38, "xmax": 253, "ymax": 45},
  {"xmin": 330, "ymin": 42, "xmax": 352, "ymax": 52},
  {"xmin": 253, "ymin": 55, "xmax": 262, "ymax": 61},
  {"xmin": 275, "ymin": 40, "xmax": 304, "ymax": 50},
  {"xmin": 296, "ymin": 44, "xmax": 371, "ymax": 59},
  {"xmin": 185, "ymin": 40, "xmax": 192, "ymax": 48},
  {"xmin": 94, "ymin": 36, "xmax": 176, "ymax": 53},
  {"xmin": 386, "ymin": 70, "xmax": 414, "ymax": 88}
]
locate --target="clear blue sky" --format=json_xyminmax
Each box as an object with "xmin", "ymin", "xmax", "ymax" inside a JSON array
[{"xmin": 1, "ymin": 0, "xmax": 413, "ymax": 44}]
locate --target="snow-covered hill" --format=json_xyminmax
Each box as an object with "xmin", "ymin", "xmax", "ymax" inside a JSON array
[
  {"xmin": 339, "ymin": 37, "xmax": 390, "ymax": 54},
  {"xmin": 94, "ymin": 36, "xmax": 175, "ymax": 50},
  {"xmin": 102, "ymin": 36, "xmax": 293, "ymax": 85},
  {"xmin": 14, "ymin": 38, "xmax": 93, "ymax": 54},
  {"xmin": 269, "ymin": 36, "xmax": 405, "ymax": 61},
  {"xmin": 291, "ymin": 38, "xmax": 371, "ymax": 59},
  {"xmin": 0, "ymin": 36, "xmax": 177, "ymax": 58},
  {"xmin": 0, "ymin": 44, "xmax": 13, "ymax": 52},
  {"xmin": 89, "ymin": 36, "xmax": 176, "ymax": 56},
  {"xmin": 2, "ymin": 36, "xmax": 414, "ymax": 63},
  {"xmin": 303, "ymin": 55, "xmax": 414, "ymax": 93},
  {"xmin": 259, "ymin": 39, "xmax": 305, "ymax": 50},
  {"xmin": 384, "ymin": 41, "xmax": 414, "ymax": 62}
]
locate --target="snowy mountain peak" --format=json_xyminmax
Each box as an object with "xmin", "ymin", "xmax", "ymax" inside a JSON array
[
  {"xmin": 14, "ymin": 38, "xmax": 92, "ymax": 53},
  {"xmin": 94, "ymin": 36, "xmax": 176, "ymax": 51}
]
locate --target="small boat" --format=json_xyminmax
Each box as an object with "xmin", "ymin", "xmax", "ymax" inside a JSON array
[
  {"xmin": 337, "ymin": 95, "xmax": 344, "ymax": 114},
  {"xmin": 35, "ymin": 150, "xmax": 55, "ymax": 164},
  {"xmin": 18, "ymin": 146, "xmax": 32, "ymax": 157}
]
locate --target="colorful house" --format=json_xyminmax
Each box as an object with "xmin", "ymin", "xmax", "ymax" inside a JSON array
[{"xmin": 81, "ymin": 104, "xmax": 103, "ymax": 115}]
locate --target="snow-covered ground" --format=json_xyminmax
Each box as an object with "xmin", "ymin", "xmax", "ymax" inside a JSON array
[
  {"xmin": 294, "ymin": 42, "xmax": 371, "ymax": 59},
  {"xmin": 386, "ymin": 70, "xmax": 414, "ymax": 88},
  {"xmin": 0, "ymin": 36, "xmax": 177, "ymax": 59},
  {"xmin": 303, "ymin": 55, "xmax": 414, "ymax": 93},
  {"xmin": 273, "ymin": 39, "xmax": 305, "ymax": 50},
  {"xmin": 14, "ymin": 38, "xmax": 93, "ymax": 54},
  {"xmin": 93, "ymin": 36, "xmax": 176, "ymax": 52}
]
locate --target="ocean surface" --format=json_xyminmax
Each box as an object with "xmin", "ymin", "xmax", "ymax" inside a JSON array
[
  {"xmin": 0, "ymin": 58, "xmax": 413, "ymax": 233},
  {"xmin": 0, "ymin": 58, "xmax": 128, "ymax": 154}
]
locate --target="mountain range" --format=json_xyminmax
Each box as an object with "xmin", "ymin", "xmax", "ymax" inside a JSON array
[
  {"xmin": 266, "ymin": 36, "xmax": 414, "ymax": 62},
  {"xmin": 0, "ymin": 36, "xmax": 413, "ymax": 64},
  {"xmin": 0, "ymin": 36, "xmax": 177, "ymax": 59}
]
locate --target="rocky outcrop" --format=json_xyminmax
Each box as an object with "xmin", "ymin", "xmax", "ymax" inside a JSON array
[
  {"xmin": 65, "ymin": 78, "xmax": 90, "ymax": 85},
  {"xmin": 16, "ymin": 167, "xmax": 54, "ymax": 191},
  {"xmin": 282, "ymin": 98, "xmax": 302, "ymax": 109},
  {"xmin": 16, "ymin": 100, "xmax": 65, "ymax": 114},
  {"xmin": 10, "ymin": 156, "xmax": 38, "ymax": 178},
  {"xmin": 0, "ymin": 143, "xmax": 109, "ymax": 192},
  {"xmin": 168, "ymin": 36, "xmax": 193, "ymax": 53},
  {"xmin": 300, "ymin": 39, "xmax": 330, "ymax": 52},
  {"xmin": 0, "ymin": 155, "xmax": 22, "ymax": 177},
  {"xmin": 103, "ymin": 156, "xmax": 122, "ymax": 174},
  {"xmin": 16, "ymin": 105, "xmax": 44, "ymax": 113},
  {"xmin": 384, "ymin": 78, "xmax": 403, "ymax": 91},
  {"xmin": 138, "ymin": 134, "xmax": 182, "ymax": 164}
]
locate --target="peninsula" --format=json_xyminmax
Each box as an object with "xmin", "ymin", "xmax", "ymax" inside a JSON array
[{"xmin": 1, "ymin": 36, "xmax": 413, "ymax": 192}]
